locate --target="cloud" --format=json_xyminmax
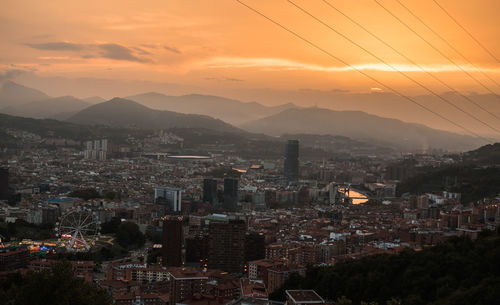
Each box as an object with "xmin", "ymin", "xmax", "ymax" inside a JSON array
[
  {"xmin": 204, "ymin": 76, "xmax": 244, "ymax": 82},
  {"xmin": 132, "ymin": 47, "xmax": 152, "ymax": 55},
  {"xmin": 299, "ymin": 88, "xmax": 349, "ymax": 93},
  {"xmin": 37, "ymin": 56, "xmax": 71, "ymax": 60},
  {"xmin": 202, "ymin": 57, "xmax": 499, "ymax": 73},
  {"xmin": 330, "ymin": 89, "xmax": 350, "ymax": 93},
  {"xmin": 0, "ymin": 69, "xmax": 26, "ymax": 81},
  {"xmin": 25, "ymin": 42, "xmax": 85, "ymax": 51},
  {"xmin": 99, "ymin": 43, "xmax": 150, "ymax": 62},
  {"xmin": 24, "ymin": 41, "xmax": 151, "ymax": 63},
  {"xmin": 164, "ymin": 45, "xmax": 181, "ymax": 54},
  {"xmin": 225, "ymin": 77, "xmax": 243, "ymax": 82},
  {"xmin": 141, "ymin": 44, "xmax": 158, "ymax": 49}
]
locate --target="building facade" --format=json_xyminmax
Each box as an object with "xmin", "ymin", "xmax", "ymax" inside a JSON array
[
  {"xmin": 155, "ymin": 187, "xmax": 183, "ymax": 212},
  {"xmin": 208, "ymin": 219, "xmax": 246, "ymax": 273},
  {"xmin": 203, "ymin": 178, "xmax": 218, "ymax": 206},
  {"xmin": 284, "ymin": 140, "xmax": 299, "ymax": 183},
  {"xmin": 223, "ymin": 178, "xmax": 238, "ymax": 211},
  {"xmin": 162, "ymin": 216, "xmax": 184, "ymax": 267}
]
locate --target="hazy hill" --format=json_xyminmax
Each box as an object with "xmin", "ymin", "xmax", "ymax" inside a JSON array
[
  {"xmin": 126, "ymin": 92, "xmax": 297, "ymax": 124},
  {"xmin": 240, "ymin": 107, "xmax": 485, "ymax": 151},
  {"xmin": 271, "ymin": 230, "xmax": 500, "ymax": 304},
  {"xmin": 1, "ymin": 96, "xmax": 89, "ymax": 119},
  {"xmin": 0, "ymin": 112, "xmax": 152, "ymax": 146},
  {"xmin": 0, "ymin": 82, "xmax": 91, "ymax": 119},
  {"xmin": 397, "ymin": 142, "xmax": 500, "ymax": 202},
  {"xmin": 68, "ymin": 97, "xmax": 242, "ymax": 133},
  {"xmin": 0, "ymin": 81, "xmax": 49, "ymax": 108},
  {"xmin": 281, "ymin": 133, "xmax": 394, "ymax": 156},
  {"xmin": 463, "ymin": 142, "xmax": 500, "ymax": 165},
  {"xmin": 82, "ymin": 96, "xmax": 106, "ymax": 104},
  {"xmin": 246, "ymin": 90, "xmax": 500, "ymax": 136}
]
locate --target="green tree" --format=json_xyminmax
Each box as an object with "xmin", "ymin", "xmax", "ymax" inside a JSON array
[
  {"xmin": 0, "ymin": 261, "xmax": 111, "ymax": 305},
  {"xmin": 68, "ymin": 188, "xmax": 101, "ymax": 201},
  {"xmin": 386, "ymin": 298, "xmax": 402, "ymax": 305},
  {"xmin": 116, "ymin": 221, "xmax": 145, "ymax": 249},
  {"xmin": 271, "ymin": 230, "xmax": 500, "ymax": 305},
  {"xmin": 100, "ymin": 217, "xmax": 121, "ymax": 234},
  {"xmin": 336, "ymin": 296, "xmax": 353, "ymax": 305}
]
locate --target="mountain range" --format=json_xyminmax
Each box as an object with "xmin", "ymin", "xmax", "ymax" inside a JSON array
[
  {"xmin": 0, "ymin": 81, "xmax": 89, "ymax": 119},
  {"xmin": 68, "ymin": 98, "xmax": 240, "ymax": 133},
  {"xmin": 126, "ymin": 92, "xmax": 297, "ymax": 125},
  {"xmin": 240, "ymin": 107, "xmax": 485, "ymax": 151},
  {"xmin": 1, "ymin": 96, "xmax": 89, "ymax": 119},
  {"xmin": 0, "ymin": 81, "xmax": 489, "ymax": 152}
]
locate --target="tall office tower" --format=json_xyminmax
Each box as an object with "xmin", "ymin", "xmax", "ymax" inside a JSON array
[
  {"xmin": 93, "ymin": 140, "xmax": 101, "ymax": 151},
  {"xmin": 203, "ymin": 178, "xmax": 218, "ymax": 206},
  {"xmin": 162, "ymin": 216, "xmax": 184, "ymax": 267},
  {"xmin": 223, "ymin": 178, "xmax": 239, "ymax": 211},
  {"xmin": 284, "ymin": 140, "xmax": 299, "ymax": 183},
  {"xmin": 208, "ymin": 219, "xmax": 246, "ymax": 273},
  {"xmin": 155, "ymin": 187, "xmax": 183, "ymax": 212},
  {"xmin": 0, "ymin": 167, "xmax": 8, "ymax": 200}
]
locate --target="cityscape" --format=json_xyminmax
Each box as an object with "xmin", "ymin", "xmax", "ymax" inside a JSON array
[{"xmin": 1, "ymin": 1, "xmax": 500, "ymax": 305}]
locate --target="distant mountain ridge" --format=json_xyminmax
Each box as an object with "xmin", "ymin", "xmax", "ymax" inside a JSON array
[
  {"xmin": 239, "ymin": 107, "xmax": 485, "ymax": 151},
  {"xmin": 0, "ymin": 81, "xmax": 89, "ymax": 119},
  {"xmin": 82, "ymin": 96, "xmax": 106, "ymax": 104},
  {"xmin": 0, "ymin": 81, "xmax": 488, "ymax": 152},
  {"xmin": 0, "ymin": 81, "xmax": 297, "ymax": 125},
  {"xmin": 1, "ymin": 96, "xmax": 89, "ymax": 119},
  {"xmin": 0, "ymin": 81, "xmax": 49, "ymax": 107},
  {"xmin": 126, "ymin": 92, "xmax": 298, "ymax": 124},
  {"xmin": 68, "ymin": 97, "xmax": 242, "ymax": 133}
]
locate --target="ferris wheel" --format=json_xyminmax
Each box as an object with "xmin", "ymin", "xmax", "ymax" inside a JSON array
[{"xmin": 55, "ymin": 207, "xmax": 100, "ymax": 251}]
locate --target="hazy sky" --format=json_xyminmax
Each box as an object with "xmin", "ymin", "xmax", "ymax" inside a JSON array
[{"xmin": 1, "ymin": 0, "xmax": 499, "ymax": 99}]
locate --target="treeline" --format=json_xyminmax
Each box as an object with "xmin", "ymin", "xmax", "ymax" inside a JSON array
[
  {"xmin": 0, "ymin": 219, "xmax": 54, "ymax": 241},
  {"xmin": 396, "ymin": 165, "xmax": 500, "ymax": 203},
  {"xmin": 270, "ymin": 229, "xmax": 500, "ymax": 305},
  {"xmin": 396, "ymin": 142, "xmax": 500, "ymax": 203},
  {"xmin": 0, "ymin": 113, "xmax": 149, "ymax": 144},
  {"xmin": 463, "ymin": 143, "xmax": 500, "ymax": 166},
  {"xmin": 68, "ymin": 188, "xmax": 121, "ymax": 201},
  {"xmin": 0, "ymin": 261, "xmax": 111, "ymax": 305}
]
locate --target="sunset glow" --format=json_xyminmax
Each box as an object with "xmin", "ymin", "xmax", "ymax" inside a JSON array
[{"xmin": 1, "ymin": 0, "xmax": 498, "ymax": 95}]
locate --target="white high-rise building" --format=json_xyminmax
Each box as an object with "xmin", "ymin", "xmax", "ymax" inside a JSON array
[
  {"xmin": 101, "ymin": 139, "xmax": 108, "ymax": 152},
  {"xmin": 84, "ymin": 139, "xmax": 108, "ymax": 161},
  {"xmin": 85, "ymin": 141, "xmax": 93, "ymax": 150},
  {"xmin": 154, "ymin": 186, "xmax": 183, "ymax": 212}
]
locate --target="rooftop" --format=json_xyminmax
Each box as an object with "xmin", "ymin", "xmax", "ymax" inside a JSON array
[{"xmin": 286, "ymin": 290, "xmax": 324, "ymax": 304}]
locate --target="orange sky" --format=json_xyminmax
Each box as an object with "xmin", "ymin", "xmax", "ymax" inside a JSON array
[{"xmin": 1, "ymin": 0, "xmax": 499, "ymax": 97}]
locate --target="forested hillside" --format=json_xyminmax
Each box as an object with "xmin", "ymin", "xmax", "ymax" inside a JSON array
[{"xmin": 271, "ymin": 230, "xmax": 500, "ymax": 305}]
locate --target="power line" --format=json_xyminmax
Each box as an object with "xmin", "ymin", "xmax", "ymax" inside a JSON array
[
  {"xmin": 234, "ymin": 0, "xmax": 491, "ymax": 143},
  {"xmin": 373, "ymin": 0, "xmax": 500, "ymax": 99},
  {"xmin": 287, "ymin": 0, "xmax": 500, "ymax": 135},
  {"xmin": 320, "ymin": 0, "xmax": 500, "ymax": 125},
  {"xmin": 396, "ymin": 0, "xmax": 500, "ymax": 89},
  {"xmin": 432, "ymin": 0, "xmax": 500, "ymax": 64}
]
